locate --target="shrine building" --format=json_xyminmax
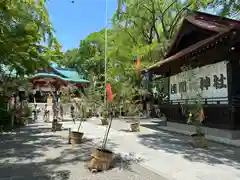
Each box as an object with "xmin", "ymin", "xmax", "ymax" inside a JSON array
[{"xmin": 143, "ymin": 11, "xmax": 240, "ymax": 139}]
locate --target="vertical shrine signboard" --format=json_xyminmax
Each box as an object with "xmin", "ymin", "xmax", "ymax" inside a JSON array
[{"xmin": 169, "ymin": 61, "xmax": 228, "ymax": 103}]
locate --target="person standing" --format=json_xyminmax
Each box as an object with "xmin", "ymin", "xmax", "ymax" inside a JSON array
[
  {"xmin": 51, "ymin": 91, "xmax": 59, "ymax": 120},
  {"xmin": 43, "ymin": 104, "xmax": 50, "ymax": 122},
  {"xmin": 70, "ymin": 103, "xmax": 75, "ymax": 124},
  {"xmin": 60, "ymin": 104, "xmax": 64, "ymax": 121},
  {"xmin": 32, "ymin": 104, "xmax": 40, "ymax": 122}
]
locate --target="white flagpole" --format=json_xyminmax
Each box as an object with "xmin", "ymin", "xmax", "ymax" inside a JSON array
[
  {"xmin": 102, "ymin": 0, "xmax": 109, "ymax": 149},
  {"xmin": 104, "ymin": 0, "xmax": 108, "ymax": 107}
]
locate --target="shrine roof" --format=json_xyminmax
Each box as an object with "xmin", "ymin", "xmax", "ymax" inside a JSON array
[
  {"xmin": 147, "ymin": 31, "xmax": 229, "ymax": 69},
  {"xmin": 50, "ymin": 63, "xmax": 86, "ymax": 81},
  {"xmin": 145, "ymin": 10, "xmax": 240, "ymax": 75},
  {"xmin": 30, "ymin": 72, "xmax": 90, "ymax": 84},
  {"xmin": 1, "ymin": 63, "xmax": 90, "ymax": 85},
  {"xmin": 165, "ymin": 11, "xmax": 240, "ymax": 58}
]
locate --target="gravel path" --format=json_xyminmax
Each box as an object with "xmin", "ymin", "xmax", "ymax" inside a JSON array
[{"xmin": 0, "ymin": 122, "xmax": 167, "ymax": 180}]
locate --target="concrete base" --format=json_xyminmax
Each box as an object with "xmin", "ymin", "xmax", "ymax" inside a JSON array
[
  {"xmin": 119, "ymin": 116, "xmax": 148, "ymax": 119},
  {"xmin": 167, "ymin": 122, "xmax": 240, "ymax": 139},
  {"xmin": 156, "ymin": 121, "xmax": 240, "ymax": 147}
]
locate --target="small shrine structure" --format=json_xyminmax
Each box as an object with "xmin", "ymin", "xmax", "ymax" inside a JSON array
[{"xmin": 29, "ymin": 63, "xmax": 89, "ymax": 103}]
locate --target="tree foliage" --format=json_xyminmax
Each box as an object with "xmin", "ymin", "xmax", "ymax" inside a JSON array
[
  {"xmin": 0, "ymin": 0, "xmax": 61, "ymax": 76},
  {"xmin": 60, "ymin": 0, "xmax": 239, "ymax": 104},
  {"xmin": 0, "ymin": 0, "xmax": 62, "ymax": 129},
  {"xmin": 185, "ymin": 0, "xmax": 240, "ymax": 19}
]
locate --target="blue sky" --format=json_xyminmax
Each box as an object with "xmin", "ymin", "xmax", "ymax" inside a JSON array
[{"xmin": 46, "ymin": 0, "xmax": 117, "ymax": 51}]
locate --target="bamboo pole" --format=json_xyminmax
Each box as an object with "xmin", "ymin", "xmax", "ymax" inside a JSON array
[{"xmin": 102, "ymin": 103, "xmax": 112, "ymax": 149}]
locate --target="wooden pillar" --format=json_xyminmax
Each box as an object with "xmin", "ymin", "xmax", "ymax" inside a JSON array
[
  {"xmin": 227, "ymin": 59, "xmax": 235, "ymax": 129},
  {"xmin": 148, "ymin": 72, "xmax": 153, "ymax": 117},
  {"xmin": 166, "ymin": 70, "xmax": 171, "ymax": 104},
  {"xmin": 226, "ymin": 31, "xmax": 239, "ymax": 130}
]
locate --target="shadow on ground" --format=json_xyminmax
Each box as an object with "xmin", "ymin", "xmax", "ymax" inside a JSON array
[
  {"xmin": 139, "ymin": 123, "xmax": 240, "ymax": 170},
  {"xmin": 119, "ymin": 129, "xmax": 132, "ymax": 133},
  {"xmin": 0, "ymin": 124, "xmax": 59, "ymax": 162},
  {"xmin": 112, "ymin": 152, "xmax": 144, "ymax": 172},
  {"xmin": 0, "ymin": 123, "xmax": 143, "ymax": 179},
  {"xmin": 0, "ymin": 123, "xmax": 73, "ymax": 179}
]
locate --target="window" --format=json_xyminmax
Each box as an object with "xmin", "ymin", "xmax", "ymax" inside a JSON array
[{"xmin": 179, "ymin": 81, "xmax": 187, "ymax": 93}]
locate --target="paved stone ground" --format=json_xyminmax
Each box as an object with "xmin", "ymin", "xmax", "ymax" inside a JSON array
[
  {"xmin": 85, "ymin": 117, "xmax": 240, "ymax": 180},
  {"xmin": 0, "ymin": 120, "xmax": 166, "ymax": 180},
  {"xmin": 2, "ymin": 115, "xmax": 239, "ymax": 180}
]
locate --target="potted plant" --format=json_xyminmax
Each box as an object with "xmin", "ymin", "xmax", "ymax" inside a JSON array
[
  {"xmin": 100, "ymin": 109, "xmax": 109, "ymax": 125},
  {"xmin": 130, "ymin": 121, "xmax": 140, "ymax": 132},
  {"xmin": 55, "ymin": 121, "xmax": 63, "ymax": 131},
  {"xmin": 51, "ymin": 103, "xmax": 63, "ymax": 131},
  {"xmin": 121, "ymin": 85, "xmax": 145, "ymax": 132},
  {"xmin": 52, "ymin": 118, "xmax": 63, "ymax": 131},
  {"xmin": 85, "ymin": 81, "xmax": 115, "ymax": 172},
  {"xmin": 179, "ymin": 65, "xmax": 206, "ymax": 148},
  {"xmin": 126, "ymin": 102, "xmax": 141, "ymax": 132},
  {"xmin": 88, "ymin": 102, "xmax": 114, "ymax": 172},
  {"xmin": 186, "ymin": 100, "xmax": 206, "ymax": 148},
  {"xmin": 69, "ymin": 102, "xmax": 85, "ymax": 144},
  {"xmin": 68, "ymin": 87, "xmax": 95, "ymax": 144}
]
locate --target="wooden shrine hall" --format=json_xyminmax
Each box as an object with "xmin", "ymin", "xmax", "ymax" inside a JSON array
[{"xmin": 144, "ymin": 11, "xmax": 240, "ymax": 139}]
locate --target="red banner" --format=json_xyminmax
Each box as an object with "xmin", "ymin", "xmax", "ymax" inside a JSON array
[{"xmin": 105, "ymin": 84, "xmax": 113, "ymax": 101}]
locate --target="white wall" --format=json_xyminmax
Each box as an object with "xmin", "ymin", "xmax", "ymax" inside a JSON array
[{"xmin": 169, "ymin": 61, "xmax": 228, "ymax": 104}]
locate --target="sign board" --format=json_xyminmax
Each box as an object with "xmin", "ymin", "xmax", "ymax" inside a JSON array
[{"xmin": 169, "ymin": 61, "xmax": 228, "ymax": 103}]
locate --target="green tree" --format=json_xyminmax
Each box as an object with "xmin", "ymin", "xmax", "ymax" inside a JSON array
[
  {"xmin": 0, "ymin": 0, "xmax": 60, "ymax": 75},
  {"xmin": 61, "ymin": 0, "xmax": 239, "ymax": 109},
  {"xmin": 185, "ymin": 0, "xmax": 240, "ymax": 19},
  {"xmin": 0, "ymin": 0, "xmax": 61, "ymax": 129}
]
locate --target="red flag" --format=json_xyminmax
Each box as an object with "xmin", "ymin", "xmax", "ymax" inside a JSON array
[{"xmin": 105, "ymin": 84, "xmax": 113, "ymax": 101}]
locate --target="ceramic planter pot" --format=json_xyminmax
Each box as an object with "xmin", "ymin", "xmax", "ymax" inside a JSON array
[
  {"xmin": 191, "ymin": 133, "xmax": 207, "ymax": 148},
  {"xmin": 55, "ymin": 123, "xmax": 63, "ymax": 131},
  {"xmin": 88, "ymin": 148, "xmax": 114, "ymax": 172},
  {"xmin": 130, "ymin": 122, "xmax": 140, "ymax": 132},
  {"xmin": 69, "ymin": 131, "xmax": 84, "ymax": 144},
  {"xmin": 27, "ymin": 117, "xmax": 33, "ymax": 124},
  {"xmin": 101, "ymin": 117, "xmax": 108, "ymax": 125}
]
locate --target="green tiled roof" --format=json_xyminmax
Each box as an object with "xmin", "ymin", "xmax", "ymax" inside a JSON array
[
  {"xmin": 31, "ymin": 73, "xmax": 63, "ymax": 80},
  {"xmin": 50, "ymin": 63, "xmax": 88, "ymax": 83},
  {"xmin": 30, "ymin": 73, "xmax": 90, "ymax": 83},
  {"xmin": 55, "ymin": 68, "xmax": 84, "ymax": 79},
  {"xmin": 1, "ymin": 63, "xmax": 89, "ymax": 84}
]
